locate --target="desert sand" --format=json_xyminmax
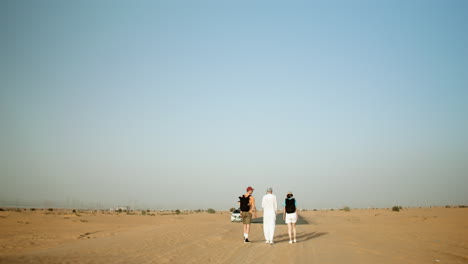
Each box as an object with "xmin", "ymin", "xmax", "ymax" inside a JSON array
[{"xmin": 0, "ymin": 207, "xmax": 467, "ymax": 264}]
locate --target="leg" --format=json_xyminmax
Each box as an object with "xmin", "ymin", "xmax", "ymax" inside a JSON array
[
  {"xmin": 242, "ymin": 212, "xmax": 252, "ymax": 242},
  {"xmin": 287, "ymin": 223, "xmax": 292, "ymax": 241},
  {"xmin": 292, "ymin": 223, "xmax": 297, "ymax": 241},
  {"xmin": 265, "ymin": 215, "xmax": 274, "ymax": 242},
  {"xmin": 270, "ymin": 219, "xmax": 276, "ymax": 242}
]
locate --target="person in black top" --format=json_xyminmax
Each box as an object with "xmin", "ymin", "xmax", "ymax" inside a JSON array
[
  {"xmin": 283, "ymin": 192, "xmax": 298, "ymax": 243},
  {"xmin": 238, "ymin": 186, "xmax": 256, "ymax": 243}
]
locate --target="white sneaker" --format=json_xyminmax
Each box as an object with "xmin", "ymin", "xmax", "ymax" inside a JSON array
[
  {"xmin": 269, "ymin": 241, "xmax": 274, "ymax": 245},
  {"xmin": 294, "ymin": 239, "xmax": 297, "ymax": 243},
  {"xmin": 265, "ymin": 240, "xmax": 270, "ymax": 244},
  {"xmin": 289, "ymin": 240, "xmax": 293, "ymax": 244}
]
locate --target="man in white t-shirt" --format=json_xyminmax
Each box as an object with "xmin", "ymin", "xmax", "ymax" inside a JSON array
[{"xmin": 261, "ymin": 187, "xmax": 278, "ymax": 245}]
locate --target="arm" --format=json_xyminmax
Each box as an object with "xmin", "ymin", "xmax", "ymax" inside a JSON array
[
  {"xmin": 282, "ymin": 199, "xmax": 286, "ymax": 220},
  {"xmin": 250, "ymin": 196, "xmax": 257, "ymax": 218}
]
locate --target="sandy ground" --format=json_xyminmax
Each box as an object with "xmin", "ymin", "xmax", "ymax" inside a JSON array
[{"xmin": 0, "ymin": 207, "xmax": 467, "ymax": 264}]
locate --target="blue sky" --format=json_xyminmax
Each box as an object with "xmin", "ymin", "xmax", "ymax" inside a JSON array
[{"xmin": 1, "ymin": 0, "xmax": 467, "ymax": 210}]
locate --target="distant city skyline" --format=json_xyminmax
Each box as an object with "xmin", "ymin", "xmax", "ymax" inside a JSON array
[{"xmin": 1, "ymin": 0, "xmax": 467, "ymax": 210}]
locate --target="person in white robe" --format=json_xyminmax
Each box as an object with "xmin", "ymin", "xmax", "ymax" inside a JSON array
[{"xmin": 261, "ymin": 187, "xmax": 278, "ymax": 245}]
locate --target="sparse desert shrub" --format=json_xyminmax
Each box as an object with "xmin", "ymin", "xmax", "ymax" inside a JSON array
[
  {"xmin": 445, "ymin": 205, "xmax": 451, "ymax": 208},
  {"xmin": 343, "ymin": 206, "xmax": 351, "ymax": 212},
  {"xmin": 72, "ymin": 209, "xmax": 77, "ymax": 213},
  {"xmin": 30, "ymin": 208, "xmax": 36, "ymax": 211},
  {"xmin": 313, "ymin": 209, "xmax": 317, "ymax": 211},
  {"xmin": 330, "ymin": 209, "xmax": 334, "ymax": 211},
  {"xmin": 15, "ymin": 208, "xmax": 22, "ymax": 212},
  {"xmin": 229, "ymin": 207, "xmax": 235, "ymax": 212},
  {"xmin": 175, "ymin": 209, "xmax": 181, "ymax": 215},
  {"xmin": 117, "ymin": 209, "xmax": 122, "ymax": 213},
  {"xmin": 392, "ymin": 206, "xmax": 400, "ymax": 212},
  {"xmin": 207, "ymin": 208, "xmax": 216, "ymax": 214},
  {"xmin": 141, "ymin": 210, "xmax": 146, "ymax": 215},
  {"xmin": 48, "ymin": 208, "xmax": 53, "ymax": 211},
  {"xmin": 0, "ymin": 208, "xmax": 4, "ymax": 211}
]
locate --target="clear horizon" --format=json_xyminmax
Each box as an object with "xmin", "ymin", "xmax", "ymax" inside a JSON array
[
  {"xmin": 1, "ymin": 0, "xmax": 467, "ymax": 210},
  {"xmin": 0, "ymin": 198, "xmax": 466, "ymax": 211}
]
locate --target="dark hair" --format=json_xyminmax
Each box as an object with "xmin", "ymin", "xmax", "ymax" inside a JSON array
[{"xmin": 287, "ymin": 193, "xmax": 293, "ymax": 198}]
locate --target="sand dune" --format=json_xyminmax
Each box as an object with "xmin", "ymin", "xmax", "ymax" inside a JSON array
[{"xmin": 0, "ymin": 207, "xmax": 467, "ymax": 263}]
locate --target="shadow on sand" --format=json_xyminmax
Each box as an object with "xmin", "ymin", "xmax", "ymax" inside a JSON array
[
  {"xmin": 249, "ymin": 213, "xmax": 327, "ymax": 243},
  {"xmin": 274, "ymin": 231, "xmax": 328, "ymax": 243}
]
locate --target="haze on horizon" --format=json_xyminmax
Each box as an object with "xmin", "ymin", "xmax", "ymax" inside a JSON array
[{"xmin": 1, "ymin": 0, "xmax": 467, "ymax": 211}]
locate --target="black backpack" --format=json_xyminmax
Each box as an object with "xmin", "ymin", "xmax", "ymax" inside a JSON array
[
  {"xmin": 239, "ymin": 195, "xmax": 251, "ymax": 212},
  {"xmin": 285, "ymin": 198, "xmax": 296, "ymax": 214}
]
